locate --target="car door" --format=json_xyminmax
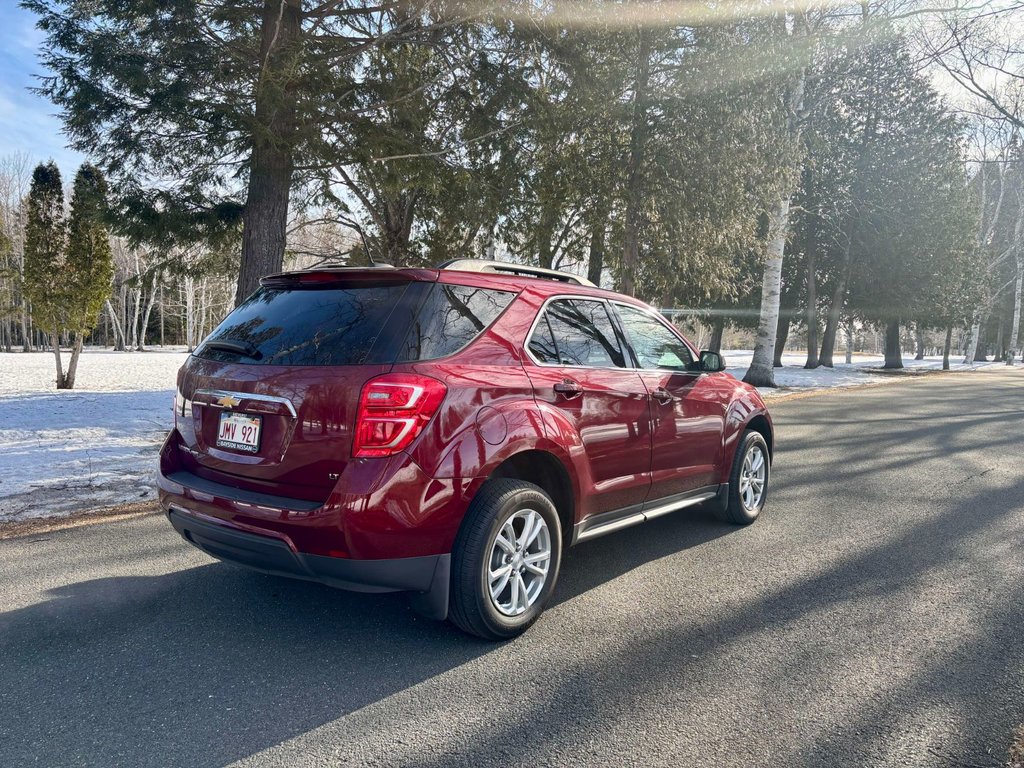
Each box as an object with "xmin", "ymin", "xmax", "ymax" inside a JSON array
[
  {"xmin": 612, "ymin": 302, "xmax": 727, "ymax": 499},
  {"xmin": 524, "ymin": 297, "xmax": 653, "ymax": 520}
]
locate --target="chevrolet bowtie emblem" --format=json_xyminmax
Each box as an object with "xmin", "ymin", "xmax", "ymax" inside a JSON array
[{"xmin": 216, "ymin": 395, "xmax": 242, "ymax": 409}]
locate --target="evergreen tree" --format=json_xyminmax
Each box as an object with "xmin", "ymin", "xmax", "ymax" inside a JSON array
[
  {"xmin": 23, "ymin": 161, "xmax": 68, "ymax": 384},
  {"xmin": 22, "ymin": 0, "xmax": 481, "ymax": 303},
  {"xmin": 60, "ymin": 164, "xmax": 115, "ymax": 388}
]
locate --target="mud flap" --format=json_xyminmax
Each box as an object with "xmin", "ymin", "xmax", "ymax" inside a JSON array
[{"xmin": 408, "ymin": 554, "xmax": 451, "ymax": 621}]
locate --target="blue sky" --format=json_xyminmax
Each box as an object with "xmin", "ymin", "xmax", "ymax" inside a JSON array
[{"xmin": 0, "ymin": 3, "xmax": 84, "ymax": 174}]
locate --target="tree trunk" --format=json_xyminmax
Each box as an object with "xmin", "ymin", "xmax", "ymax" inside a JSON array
[
  {"xmin": 587, "ymin": 205, "xmax": 608, "ymax": 287},
  {"xmin": 129, "ymin": 255, "xmax": 142, "ymax": 351},
  {"xmin": 845, "ymin": 319, "xmax": 854, "ymax": 364},
  {"xmin": 51, "ymin": 332, "xmax": 67, "ymax": 389},
  {"xmin": 159, "ymin": 282, "xmax": 165, "ymax": 347},
  {"xmin": 942, "ymin": 325, "xmax": 952, "ymax": 370},
  {"xmin": 708, "ymin": 315, "xmax": 725, "ymax": 354},
  {"xmin": 804, "ymin": 251, "xmax": 819, "ymax": 369},
  {"xmin": 994, "ymin": 320, "xmax": 1004, "ymax": 361},
  {"xmin": 105, "ymin": 299, "xmax": 126, "ymax": 351},
  {"xmin": 235, "ymin": 0, "xmax": 302, "ymax": 306},
  {"xmin": 184, "ymin": 276, "xmax": 196, "ymax": 352},
  {"xmin": 21, "ymin": 304, "xmax": 31, "ymax": 352},
  {"xmin": 619, "ymin": 28, "xmax": 651, "ymax": 298},
  {"xmin": 914, "ymin": 327, "xmax": 925, "ymax": 360},
  {"xmin": 773, "ymin": 309, "xmax": 791, "ymax": 368},
  {"xmin": 803, "ymin": 161, "xmax": 819, "ymax": 369},
  {"xmin": 819, "ymin": 221, "xmax": 857, "ymax": 368},
  {"xmin": 1011, "ymin": 261, "xmax": 1022, "ymax": 353},
  {"xmin": 379, "ymin": 192, "xmax": 418, "ymax": 265},
  {"xmin": 883, "ymin": 319, "xmax": 903, "ymax": 369},
  {"xmin": 137, "ymin": 272, "xmax": 158, "ymax": 350},
  {"xmin": 969, "ymin": 309, "xmax": 990, "ymax": 362},
  {"xmin": 62, "ymin": 332, "xmax": 84, "ymax": 389},
  {"xmin": 744, "ymin": 195, "xmax": 792, "ymax": 388},
  {"xmin": 536, "ymin": 204, "xmax": 559, "ymax": 270},
  {"xmin": 963, "ymin": 308, "xmax": 983, "ymax": 364}
]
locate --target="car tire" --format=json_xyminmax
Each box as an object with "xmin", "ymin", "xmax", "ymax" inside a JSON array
[
  {"xmin": 448, "ymin": 479, "xmax": 562, "ymax": 640},
  {"xmin": 714, "ymin": 429, "xmax": 770, "ymax": 525}
]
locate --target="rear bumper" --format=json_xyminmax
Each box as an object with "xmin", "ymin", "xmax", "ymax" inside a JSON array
[
  {"xmin": 167, "ymin": 506, "xmax": 451, "ymax": 619},
  {"xmin": 159, "ymin": 428, "xmax": 472, "ymax": 560}
]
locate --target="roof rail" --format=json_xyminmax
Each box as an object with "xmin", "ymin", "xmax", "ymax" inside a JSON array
[
  {"xmin": 436, "ymin": 259, "xmax": 596, "ymax": 287},
  {"xmin": 300, "ymin": 262, "xmax": 396, "ymax": 270}
]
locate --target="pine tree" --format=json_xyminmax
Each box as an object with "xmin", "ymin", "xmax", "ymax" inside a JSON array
[
  {"xmin": 61, "ymin": 163, "xmax": 114, "ymax": 388},
  {"xmin": 23, "ymin": 161, "xmax": 68, "ymax": 385}
]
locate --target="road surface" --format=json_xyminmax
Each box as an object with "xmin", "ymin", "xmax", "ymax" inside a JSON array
[{"xmin": 2, "ymin": 368, "xmax": 1023, "ymax": 767}]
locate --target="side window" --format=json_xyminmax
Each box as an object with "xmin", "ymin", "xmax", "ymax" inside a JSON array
[
  {"xmin": 397, "ymin": 283, "xmax": 515, "ymax": 361},
  {"xmin": 527, "ymin": 314, "xmax": 560, "ymax": 364},
  {"xmin": 529, "ymin": 299, "xmax": 626, "ymax": 368},
  {"xmin": 616, "ymin": 304, "xmax": 694, "ymax": 371}
]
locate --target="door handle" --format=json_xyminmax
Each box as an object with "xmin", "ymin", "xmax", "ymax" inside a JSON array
[
  {"xmin": 553, "ymin": 380, "xmax": 583, "ymax": 400},
  {"xmin": 652, "ymin": 387, "xmax": 674, "ymax": 405}
]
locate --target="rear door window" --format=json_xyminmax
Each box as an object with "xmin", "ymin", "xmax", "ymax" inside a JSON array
[
  {"xmin": 396, "ymin": 283, "xmax": 515, "ymax": 361},
  {"xmin": 197, "ymin": 283, "xmax": 413, "ymax": 366},
  {"xmin": 529, "ymin": 299, "xmax": 626, "ymax": 368}
]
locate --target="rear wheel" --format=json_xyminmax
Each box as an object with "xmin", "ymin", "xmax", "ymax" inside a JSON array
[
  {"xmin": 449, "ymin": 479, "xmax": 562, "ymax": 640},
  {"xmin": 714, "ymin": 430, "xmax": 770, "ymax": 525}
]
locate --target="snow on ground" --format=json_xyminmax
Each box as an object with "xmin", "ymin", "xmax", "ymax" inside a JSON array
[
  {"xmin": 724, "ymin": 350, "xmax": 1003, "ymax": 397},
  {"xmin": 0, "ymin": 348, "xmax": 188, "ymax": 522},
  {"xmin": 0, "ymin": 345, "xmax": 1014, "ymax": 523}
]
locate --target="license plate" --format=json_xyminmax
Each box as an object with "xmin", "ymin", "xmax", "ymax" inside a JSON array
[{"xmin": 216, "ymin": 412, "xmax": 262, "ymax": 453}]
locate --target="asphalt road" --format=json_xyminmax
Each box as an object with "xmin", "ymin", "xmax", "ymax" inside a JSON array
[{"xmin": 2, "ymin": 368, "xmax": 1023, "ymax": 768}]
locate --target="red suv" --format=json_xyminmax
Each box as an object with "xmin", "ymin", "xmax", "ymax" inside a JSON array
[{"xmin": 158, "ymin": 260, "xmax": 773, "ymax": 639}]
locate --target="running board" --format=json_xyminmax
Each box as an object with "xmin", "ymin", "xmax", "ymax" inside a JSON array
[{"xmin": 574, "ymin": 488, "xmax": 720, "ymax": 543}]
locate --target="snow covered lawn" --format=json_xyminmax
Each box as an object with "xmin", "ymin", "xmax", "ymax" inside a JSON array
[
  {"xmin": 0, "ymin": 345, "xmax": 1014, "ymax": 524},
  {"xmin": 724, "ymin": 350, "xmax": 1004, "ymax": 397},
  {"xmin": 0, "ymin": 348, "xmax": 187, "ymax": 522}
]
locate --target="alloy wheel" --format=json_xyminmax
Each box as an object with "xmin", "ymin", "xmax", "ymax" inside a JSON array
[
  {"xmin": 739, "ymin": 445, "xmax": 767, "ymax": 511},
  {"xmin": 487, "ymin": 508, "xmax": 552, "ymax": 617}
]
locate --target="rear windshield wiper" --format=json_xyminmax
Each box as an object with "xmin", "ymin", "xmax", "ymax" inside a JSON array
[{"xmin": 203, "ymin": 339, "xmax": 263, "ymax": 360}]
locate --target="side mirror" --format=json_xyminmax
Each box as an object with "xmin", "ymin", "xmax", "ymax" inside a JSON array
[{"xmin": 699, "ymin": 350, "xmax": 726, "ymax": 373}]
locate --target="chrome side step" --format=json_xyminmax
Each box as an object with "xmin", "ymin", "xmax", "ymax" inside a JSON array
[
  {"xmin": 643, "ymin": 491, "xmax": 717, "ymax": 521},
  {"xmin": 575, "ymin": 489, "xmax": 719, "ymax": 543}
]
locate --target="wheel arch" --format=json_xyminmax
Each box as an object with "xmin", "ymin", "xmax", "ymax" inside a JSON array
[
  {"xmin": 745, "ymin": 413, "xmax": 774, "ymax": 459},
  {"xmin": 487, "ymin": 449, "xmax": 576, "ymax": 546},
  {"xmin": 719, "ymin": 400, "xmax": 774, "ymax": 484}
]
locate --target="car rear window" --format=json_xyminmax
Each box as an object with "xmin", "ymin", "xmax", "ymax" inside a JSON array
[
  {"xmin": 395, "ymin": 283, "xmax": 515, "ymax": 362},
  {"xmin": 196, "ymin": 280, "xmax": 516, "ymax": 366},
  {"xmin": 197, "ymin": 283, "xmax": 414, "ymax": 366}
]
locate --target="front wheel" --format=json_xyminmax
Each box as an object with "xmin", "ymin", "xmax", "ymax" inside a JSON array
[
  {"xmin": 714, "ymin": 430, "xmax": 770, "ymax": 525},
  {"xmin": 449, "ymin": 479, "xmax": 562, "ymax": 640}
]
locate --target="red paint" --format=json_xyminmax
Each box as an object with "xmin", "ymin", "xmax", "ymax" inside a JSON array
[{"xmin": 159, "ymin": 268, "xmax": 773, "ymax": 566}]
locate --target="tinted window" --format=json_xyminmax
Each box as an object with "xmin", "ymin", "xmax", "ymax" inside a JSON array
[
  {"xmin": 616, "ymin": 304, "xmax": 694, "ymax": 370},
  {"xmin": 527, "ymin": 315, "xmax": 560, "ymax": 364},
  {"xmin": 397, "ymin": 283, "xmax": 515, "ymax": 361},
  {"xmin": 197, "ymin": 284, "xmax": 411, "ymax": 366},
  {"xmin": 531, "ymin": 299, "xmax": 626, "ymax": 368}
]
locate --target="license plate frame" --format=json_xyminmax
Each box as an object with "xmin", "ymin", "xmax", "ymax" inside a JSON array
[{"xmin": 216, "ymin": 411, "xmax": 263, "ymax": 454}]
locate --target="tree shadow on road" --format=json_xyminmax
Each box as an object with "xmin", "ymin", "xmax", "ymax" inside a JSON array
[
  {"xmin": 2, "ymin": 376, "xmax": 1022, "ymax": 767},
  {"xmin": 0, "ymin": 503, "xmax": 735, "ymax": 767}
]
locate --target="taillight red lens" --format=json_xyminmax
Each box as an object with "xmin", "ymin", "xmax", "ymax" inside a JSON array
[{"xmin": 353, "ymin": 374, "xmax": 447, "ymax": 458}]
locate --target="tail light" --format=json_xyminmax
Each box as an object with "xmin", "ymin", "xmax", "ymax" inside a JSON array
[
  {"xmin": 174, "ymin": 389, "xmax": 185, "ymax": 427},
  {"xmin": 353, "ymin": 374, "xmax": 447, "ymax": 458}
]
